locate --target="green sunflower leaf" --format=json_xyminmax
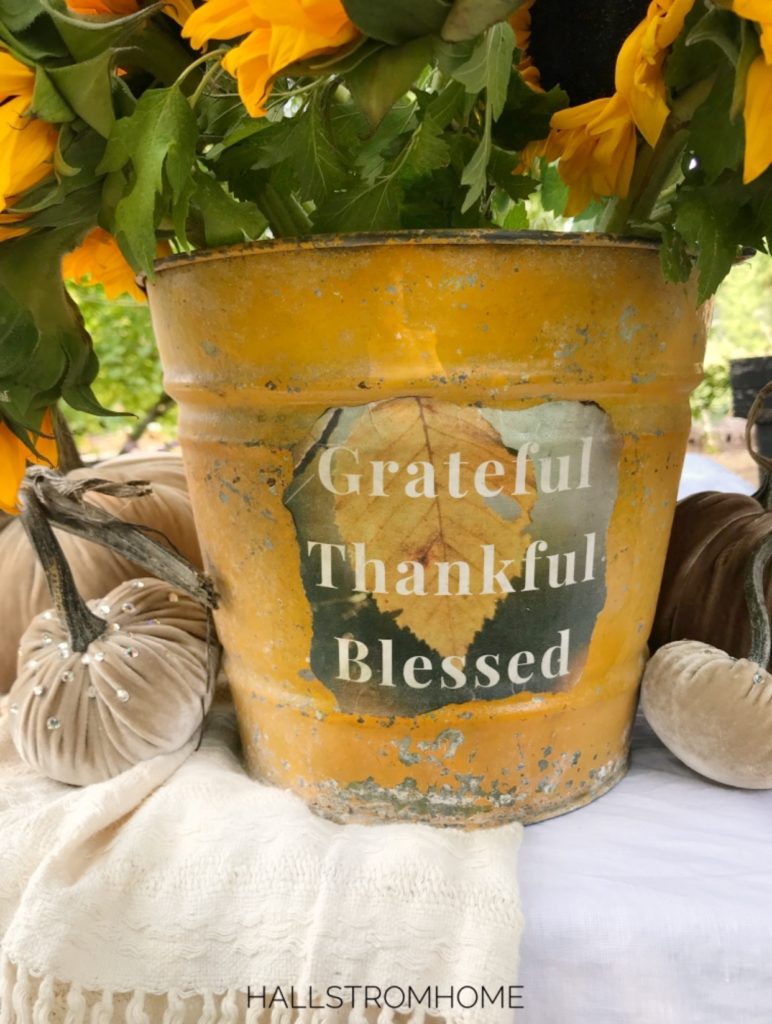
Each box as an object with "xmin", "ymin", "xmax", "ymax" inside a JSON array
[
  {"xmin": 460, "ymin": 131, "xmax": 491, "ymax": 212},
  {"xmin": 288, "ymin": 89, "xmax": 352, "ymax": 205},
  {"xmin": 98, "ymin": 85, "xmax": 197, "ymax": 273},
  {"xmin": 492, "ymin": 76, "xmax": 567, "ymax": 151},
  {"xmin": 500, "ymin": 200, "xmax": 529, "ymax": 229},
  {"xmin": 451, "ymin": 21, "xmax": 515, "ymax": 119},
  {"xmin": 452, "ymin": 22, "xmax": 516, "ymax": 211},
  {"xmin": 687, "ymin": 63, "xmax": 744, "ymax": 183},
  {"xmin": 347, "ymin": 35, "xmax": 434, "ymax": 128},
  {"xmin": 48, "ymin": 50, "xmax": 116, "ymax": 138},
  {"xmin": 539, "ymin": 160, "xmax": 569, "ymax": 216},
  {"xmin": 0, "ymin": 0, "xmax": 44, "ymax": 31},
  {"xmin": 0, "ymin": 226, "xmax": 115, "ymax": 424},
  {"xmin": 355, "ymin": 97, "xmax": 418, "ymax": 183},
  {"xmin": 659, "ymin": 225, "xmax": 693, "ymax": 285},
  {"xmin": 424, "ymin": 78, "xmax": 467, "ymax": 128},
  {"xmin": 31, "ymin": 68, "xmax": 75, "ymax": 124},
  {"xmin": 442, "ymin": 0, "xmax": 521, "ymax": 43},
  {"xmin": 674, "ymin": 192, "xmax": 739, "ymax": 303},
  {"xmin": 685, "ymin": 7, "xmax": 739, "ymax": 67},
  {"xmin": 314, "ymin": 177, "xmax": 404, "ymax": 233},
  {"xmin": 488, "ymin": 146, "xmax": 534, "ymax": 200},
  {"xmin": 37, "ymin": 0, "xmax": 158, "ymax": 61},
  {"xmin": 191, "ymin": 168, "xmax": 267, "ymax": 248},
  {"xmin": 342, "ymin": 0, "xmax": 450, "ymax": 46},
  {"xmin": 402, "ymin": 116, "xmax": 451, "ymax": 179}
]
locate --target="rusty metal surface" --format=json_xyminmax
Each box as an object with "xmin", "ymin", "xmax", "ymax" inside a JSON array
[{"xmin": 147, "ymin": 235, "xmax": 708, "ymax": 825}]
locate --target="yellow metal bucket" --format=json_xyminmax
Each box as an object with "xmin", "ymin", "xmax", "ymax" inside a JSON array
[{"xmin": 147, "ymin": 233, "xmax": 708, "ymax": 826}]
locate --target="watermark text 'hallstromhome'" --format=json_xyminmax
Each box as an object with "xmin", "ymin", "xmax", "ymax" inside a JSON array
[{"xmin": 246, "ymin": 984, "xmax": 525, "ymax": 1012}]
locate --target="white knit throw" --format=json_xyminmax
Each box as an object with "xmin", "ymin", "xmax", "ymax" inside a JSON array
[{"xmin": 0, "ymin": 695, "xmax": 524, "ymax": 1024}]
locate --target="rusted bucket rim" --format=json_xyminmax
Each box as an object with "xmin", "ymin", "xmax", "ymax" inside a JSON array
[{"xmin": 152, "ymin": 229, "xmax": 660, "ymax": 276}]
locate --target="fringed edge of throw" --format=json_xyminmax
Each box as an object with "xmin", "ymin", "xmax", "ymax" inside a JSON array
[{"xmin": 0, "ymin": 953, "xmax": 478, "ymax": 1024}]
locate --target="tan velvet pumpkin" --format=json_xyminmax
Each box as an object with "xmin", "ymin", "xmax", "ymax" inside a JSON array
[
  {"xmin": 641, "ymin": 641, "xmax": 772, "ymax": 788},
  {"xmin": 642, "ymin": 527, "xmax": 772, "ymax": 789},
  {"xmin": 9, "ymin": 577, "xmax": 212, "ymax": 786},
  {"xmin": 0, "ymin": 451, "xmax": 202, "ymax": 693}
]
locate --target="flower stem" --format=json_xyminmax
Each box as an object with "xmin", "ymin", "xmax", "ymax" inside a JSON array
[
  {"xmin": 255, "ymin": 181, "xmax": 312, "ymax": 237},
  {"xmin": 180, "ymin": 48, "xmax": 229, "ymax": 106}
]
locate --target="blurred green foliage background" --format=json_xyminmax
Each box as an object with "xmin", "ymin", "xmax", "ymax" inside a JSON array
[
  {"xmin": 63, "ymin": 283, "xmax": 174, "ymax": 448},
  {"xmin": 691, "ymin": 253, "xmax": 772, "ymax": 420}
]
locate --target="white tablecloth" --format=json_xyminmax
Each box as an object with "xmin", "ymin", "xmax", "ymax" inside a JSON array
[
  {"xmin": 2, "ymin": 691, "xmax": 770, "ymax": 1023},
  {"xmin": 519, "ymin": 712, "xmax": 772, "ymax": 1024}
]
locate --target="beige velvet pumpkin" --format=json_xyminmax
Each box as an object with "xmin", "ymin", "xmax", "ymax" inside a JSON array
[
  {"xmin": 0, "ymin": 452, "xmax": 202, "ymax": 693},
  {"xmin": 641, "ymin": 639, "xmax": 772, "ymax": 789},
  {"xmin": 9, "ymin": 577, "xmax": 212, "ymax": 786}
]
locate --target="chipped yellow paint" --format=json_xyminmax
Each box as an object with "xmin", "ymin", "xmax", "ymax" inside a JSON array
[{"xmin": 147, "ymin": 233, "xmax": 709, "ymax": 826}]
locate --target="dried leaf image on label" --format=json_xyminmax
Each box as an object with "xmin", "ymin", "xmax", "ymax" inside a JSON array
[
  {"xmin": 332, "ymin": 399, "xmax": 537, "ymax": 654},
  {"xmin": 285, "ymin": 398, "xmax": 620, "ymax": 715}
]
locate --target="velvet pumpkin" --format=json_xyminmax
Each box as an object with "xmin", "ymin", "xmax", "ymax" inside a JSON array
[
  {"xmin": 642, "ymin": 530, "xmax": 772, "ymax": 789},
  {"xmin": 649, "ymin": 385, "xmax": 772, "ymax": 665},
  {"xmin": 8, "ymin": 471, "xmax": 218, "ymax": 785},
  {"xmin": 649, "ymin": 490, "xmax": 772, "ymax": 663},
  {"xmin": 10, "ymin": 578, "xmax": 212, "ymax": 785},
  {"xmin": 0, "ymin": 451, "xmax": 202, "ymax": 692}
]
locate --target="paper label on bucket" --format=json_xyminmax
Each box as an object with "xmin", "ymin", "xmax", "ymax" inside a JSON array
[{"xmin": 284, "ymin": 398, "xmax": 621, "ymax": 715}]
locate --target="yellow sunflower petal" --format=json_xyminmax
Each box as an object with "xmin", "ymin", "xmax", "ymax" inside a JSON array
[
  {"xmin": 550, "ymin": 97, "xmax": 612, "ymax": 132},
  {"xmin": 615, "ymin": 0, "xmax": 695, "ymax": 149},
  {"xmin": 743, "ymin": 54, "xmax": 772, "ymax": 182},
  {"xmin": 0, "ymin": 51, "xmax": 34, "ymax": 98},
  {"xmin": 588, "ymin": 104, "xmax": 637, "ymax": 197},
  {"xmin": 0, "ymin": 411, "xmax": 59, "ymax": 516},
  {"xmin": 183, "ymin": 0, "xmax": 262, "ymax": 49},
  {"xmin": 221, "ymin": 30, "xmax": 273, "ymax": 114},
  {"xmin": 163, "ymin": 0, "xmax": 195, "ymax": 26},
  {"xmin": 549, "ymin": 95, "xmax": 637, "ymax": 214},
  {"xmin": 34, "ymin": 410, "xmax": 59, "ymax": 470},
  {"xmin": 266, "ymin": 20, "xmax": 353, "ymax": 78},
  {"xmin": 0, "ymin": 96, "xmax": 58, "ymax": 212},
  {"xmin": 0, "ymin": 212, "xmax": 29, "ymax": 241},
  {"xmin": 0, "ymin": 421, "xmax": 28, "ymax": 515}
]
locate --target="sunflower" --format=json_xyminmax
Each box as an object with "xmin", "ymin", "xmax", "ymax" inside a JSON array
[
  {"xmin": 545, "ymin": 0, "xmax": 695, "ymax": 214},
  {"xmin": 182, "ymin": 0, "xmax": 359, "ymax": 117},
  {"xmin": 63, "ymin": 227, "xmax": 146, "ymax": 302}
]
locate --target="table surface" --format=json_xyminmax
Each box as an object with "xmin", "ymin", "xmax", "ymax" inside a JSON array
[{"xmin": 518, "ymin": 712, "xmax": 772, "ymax": 1024}]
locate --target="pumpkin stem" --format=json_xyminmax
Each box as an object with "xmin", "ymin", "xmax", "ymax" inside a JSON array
[
  {"xmin": 20, "ymin": 467, "xmax": 218, "ymax": 610},
  {"xmin": 18, "ymin": 487, "xmax": 107, "ymax": 652},
  {"xmin": 746, "ymin": 382, "xmax": 772, "ymax": 510},
  {"xmin": 745, "ymin": 531, "xmax": 772, "ymax": 668}
]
